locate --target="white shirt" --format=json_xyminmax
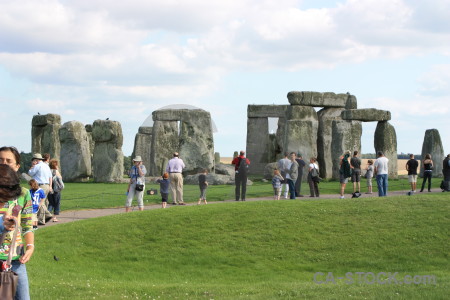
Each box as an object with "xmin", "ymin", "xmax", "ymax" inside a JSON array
[
  {"xmin": 374, "ymin": 156, "xmax": 389, "ymax": 175},
  {"xmin": 166, "ymin": 157, "xmax": 185, "ymax": 173},
  {"xmin": 28, "ymin": 161, "xmax": 52, "ymax": 184}
]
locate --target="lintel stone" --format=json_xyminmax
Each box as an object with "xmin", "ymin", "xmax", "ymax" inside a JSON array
[
  {"xmin": 287, "ymin": 91, "xmax": 350, "ymax": 108},
  {"xmin": 247, "ymin": 105, "xmax": 289, "ymax": 118},
  {"xmin": 341, "ymin": 109, "xmax": 391, "ymax": 122}
]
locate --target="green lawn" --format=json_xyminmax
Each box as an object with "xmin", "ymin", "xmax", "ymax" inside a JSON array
[
  {"xmin": 29, "ymin": 193, "xmax": 449, "ymax": 299},
  {"xmin": 42, "ymin": 176, "xmax": 444, "ymax": 211}
]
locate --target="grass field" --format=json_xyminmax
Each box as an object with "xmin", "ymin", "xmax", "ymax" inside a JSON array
[
  {"xmin": 43, "ymin": 176, "xmax": 444, "ymax": 211},
  {"xmin": 29, "ymin": 192, "xmax": 449, "ymax": 299}
]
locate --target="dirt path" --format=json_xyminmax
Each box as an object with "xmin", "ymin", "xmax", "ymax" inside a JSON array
[{"xmin": 41, "ymin": 187, "xmax": 446, "ymax": 228}]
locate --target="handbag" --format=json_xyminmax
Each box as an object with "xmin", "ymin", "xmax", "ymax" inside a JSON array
[
  {"xmin": 135, "ymin": 184, "xmax": 144, "ymax": 192},
  {"xmin": 311, "ymin": 165, "xmax": 321, "ymax": 182},
  {"xmin": 0, "ymin": 217, "xmax": 20, "ymax": 299}
]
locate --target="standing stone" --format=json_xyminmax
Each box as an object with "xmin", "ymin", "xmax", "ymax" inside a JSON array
[
  {"xmin": 150, "ymin": 120, "xmax": 179, "ymax": 176},
  {"xmin": 246, "ymin": 117, "xmax": 270, "ymax": 175},
  {"xmin": 132, "ymin": 126, "xmax": 153, "ymax": 172},
  {"xmin": 92, "ymin": 120, "xmax": 124, "ymax": 182},
  {"xmin": 85, "ymin": 124, "xmax": 94, "ymax": 160},
  {"xmin": 178, "ymin": 110, "xmax": 215, "ymax": 175},
  {"xmin": 420, "ymin": 129, "xmax": 444, "ymax": 177},
  {"xmin": 317, "ymin": 108, "xmax": 345, "ymax": 178},
  {"xmin": 374, "ymin": 121, "xmax": 398, "ymax": 178},
  {"xmin": 59, "ymin": 121, "xmax": 92, "ymax": 182},
  {"xmin": 283, "ymin": 106, "xmax": 318, "ymax": 181},
  {"xmin": 214, "ymin": 152, "xmax": 221, "ymax": 166},
  {"xmin": 331, "ymin": 120, "xmax": 362, "ymax": 179},
  {"xmin": 31, "ymin": 114, "xmax": 61, "ymax": 160}
]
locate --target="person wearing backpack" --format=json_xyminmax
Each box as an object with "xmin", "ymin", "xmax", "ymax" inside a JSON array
[{"xmin": 232, "ymin": 150, "xmax": 250, "ymax": 201}]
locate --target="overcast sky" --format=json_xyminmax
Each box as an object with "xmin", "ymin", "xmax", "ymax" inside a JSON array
[{"xmin": 1, "ymin": 0, "xmax": 449, "ymax": 159}]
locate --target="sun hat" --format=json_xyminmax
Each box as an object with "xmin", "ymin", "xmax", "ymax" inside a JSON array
[
  {"xmin": 133, "ymin": 156, "xmax": 143, "ymax": 162},
  {"xmin": 32, "ymin": 153, "xmax": 44, "ymax": 160}
]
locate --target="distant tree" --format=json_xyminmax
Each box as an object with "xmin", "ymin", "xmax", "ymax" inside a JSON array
[
  {"xmin": 123, "ymin": 155, "xmax": 132, "ymax": 174},
  {"xmin": 19, "ymin": 152, "xmax": 32, "ymax": 174}
]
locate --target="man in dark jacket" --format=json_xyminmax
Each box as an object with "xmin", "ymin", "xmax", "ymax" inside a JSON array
[
  {"xmin": 232, "ymin": 151, "xmax": 250, "ymax": 201},
  {"xmin": 443, "ymin": 154, "xmax": 450, "ymax": 191}
]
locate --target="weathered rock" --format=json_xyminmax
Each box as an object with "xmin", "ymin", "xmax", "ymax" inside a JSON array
[
  {"xmin": 287, "ymin": 91, "xmax": 357, "ymax": 108},
  {"xmin": 374, "ymin": 121, "xmax": 398, "ymax": 178},
  {"xmin": 150, "ymin": 120, "xmax": 178, "ymax": 176},
  {"xmin": 215, "ymin": 163, "xmax": 235, "ymax": 176},
  {"xmin": 263, "ymin": 162, "xmax": 278, "ymax": 180},
  {"xmin": 331, "ymin": 120, "xmax": 362, "ymax": 179},
  {"xmin": 178, "ymin": 110, "xmax": 215, "ymax": 175},
  {"xmin": 420, "ymin": 129, "xmax": 444, "ymax": 177},
  {"xmin": 132, "ymin": 126, "xmax": 152, "ymax": 172},
  {"xmin": 85, "ymin": 124, "xmax": 94, "ymax": 160},
  {"xmin": 92, "ymin": 120, "xmax": 124, "ymax": 182},
  {"xmin": 31, "ymin": 114, "xmax": 61, "ymax": 160},
  {"xmin": 317, "ymin": 108, "xmax": 345, "ymax": 178},
  {"xmin": 184, "ymin": 173, "xmax": 241, "ymax": 185},
  {"xmin": 341, "ymin": 109, "xmax": 391, "ymax": 122},
  {"xmin": 150, "ymin": 109, "xmax": 215, "ymax": 176},
  {"xmin": 248, "ymin": 105, "xmax": 288, "ymax": 118},
  {"xmin": 214, "ymin": 152, "xmax": 220, "ymax": 165},
  {"xmin": 246, "ymin": 117, "xmax": 270, "ymax": 175},
  {"xmin": 59, "ymin": 121, "xmax": 92, "ymax": 182}
]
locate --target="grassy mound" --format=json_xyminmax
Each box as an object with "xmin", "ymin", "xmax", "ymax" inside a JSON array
[{"xmin": 29, "ymin": 194, "xmax": 449, "ymax": 299}]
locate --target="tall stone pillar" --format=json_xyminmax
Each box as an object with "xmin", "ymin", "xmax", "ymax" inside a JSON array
[
  {"xmin": 246, "ymin": 117, "xmax": 270, "ymax": 175},
  {"xmin": 331, "ymin": 120, "xmax": 362, "ymax": 179},
  {"xmin": 132, "ymin": 126, "xmax": 153, "ymax": 172},
  {"xmin": 420, "ymin": 129, "xmax": 444, "ymax": 177},
  {"xmin": 283, "ymin": 105, "xmax": 318, "ymax": 181},
  {"xmin": 150, "ymin": 120, "xmax": 178, "ymax": 176},
  {"xmin": 92, "ymin": 120, "xmax": 124, "ymax": 182},
  {"xmin": 374, "ymin": 121, "xmax": 398, "ymax": 178},
  {"xmin": 59, "ymin": 121, "xmax": 92, "ymax": 182},
  {"xmin": 31, "ymin": 113, "xmax": 61, "ymax": 160}
]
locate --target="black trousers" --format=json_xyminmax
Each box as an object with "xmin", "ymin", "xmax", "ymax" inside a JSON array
[
  {"xmin": 421, "ymin": 171, "xmax": 432, "ymax": 192},
  {"xmin": 235, "ymin": 174, "xmax": 247, "ymax": 201}
]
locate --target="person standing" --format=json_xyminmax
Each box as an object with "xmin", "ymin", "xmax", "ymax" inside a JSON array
[
  {"xmin": 365, "ymin": 159, "xmax": 374, "ymax": 194},
  {"xmin": 232, "ymin": 150, "xmax": 250, "ymax": 201},
  {"xmin": 156, "ymin": 173, "xmax": 170, "ymax": 208},
  {"xmin": 271, "ymin": 169, "xmax": 284, "ymax": 200},
  {"xmin": 374, "ymin": 151, "xmax": 389, "ymax": 197},
  {"xmin": 125, "ymin": 156, "xmax": 147, "ymax": 212},
  {"xmin": 406, "ymin": 154, "xmax": 419, "ymax": 194},
  {"xmin": 339, "ymin": 151, "xmax": 351, "ymax": 199},
  {"xmin": 307, "ymin": 157, "xmax": 320, "ymax": 197},
  {"xmin": 166, "ymin": 152, "xmax": 186, "ymax": 205},
  {"xmin": 277, "ymin": 152, "xmax": 290, "ymax": 199},
  {"xmin": 197, "ymin": 169, "xmax": 209, "ymax": 205},
  {"xmin": 420, "ymin": 154, "xmax": 434, "ymax": 193},
  {"xmin": 350, "ymin": 151, "xmax": 362, "ymax": 194},
  {"xmin": 48, "ymin": 159, "xmax": 63, "ymax": 222},
  {"xmin": 442, "ymin": 154, "xmax": 450, "ymax": 192},
  {"xmin": 294, "ymin": 154, "xmax": 306, "ymax": 197},
  {"xmin": 0, "ymin": 146, "xmax": 35, "ymax": 300},
  {"xmin": 287, "ymin": 152, "xmax": 299, "ymax": 199},
  {"xmin": 28, "ymin": 153, "xmax": 53, "ymax": 224}
]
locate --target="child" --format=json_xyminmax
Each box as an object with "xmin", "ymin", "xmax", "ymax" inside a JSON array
[
  {"xmin": 29, "ymin": 179, "xmax": 45, "ymax": 229},
  {"xmin": 272, "ymin": 169, "xmax": 284, "ymax": 200},
  {"xmin": 156, "ymin": 173, "xmax": 170, "ymax": 208},
  {"xmin": 198, "ymin": 169, "xmax": 209, "ymax": 205},
  {"xmin": 365, "ymin": 160, "xmax": 374, "ymax": 194}
]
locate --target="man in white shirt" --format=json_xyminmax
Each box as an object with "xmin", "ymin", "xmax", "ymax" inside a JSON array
[
  {"xmin": 277, "ymin": 152, "xmax": 291, "ymax": 199},
  {"xmin": 165, "ymin": 152, "xmax": 186, "ymax": 205},
  {"xmin": 374, "ymin": 151, "xmax": 389, "ymax": 197},
  {"xmin": 28, "ymin": 153, "xmax": 53, "ymax": 224}
]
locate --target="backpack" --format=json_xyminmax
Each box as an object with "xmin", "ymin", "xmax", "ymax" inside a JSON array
[
  {"xmin": 237, "ymin": 157, "xmax": 249, "ymax": 175},
  {"xmin": 52, "ymin": 171, "xmax": 65, "ymax": 193}
]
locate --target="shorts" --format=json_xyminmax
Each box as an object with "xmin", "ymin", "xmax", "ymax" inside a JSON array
[
  {"xmin": 273, "ymin": 187, "xmax": 281, "ymax": 196},
  {"xmin": 408, "ymin": 175, "xmax": 417, "ymax": 183},
  {"xmin": 161, "ymin": 192, "xmax": 168, "ymax": 203},
  {"xmin": 351, "ymin": 170, "xmax": 361, "ymax": 182},
  {"xmin": 366, "ymin": 177, "xmax": 373, "ymax": 187},
  {"xmin": 340, "ymin": 173, "xmax": 348, "ymax": 184},
  {"xmin": 199, "ymin": 188, "xmax": 207, "ymax": 200},
  {"xmin": 32, "ymin": 213, "xmax": 38, "ymax": 222}
]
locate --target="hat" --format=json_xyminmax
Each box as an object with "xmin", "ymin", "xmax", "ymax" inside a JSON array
[
  {"xmin": 32, "ymin": 153, "xmax": 44, "ymax": 160},
  {"xmin": 133, "ymin": 156, "xmax": 142, "ymax": 162}
]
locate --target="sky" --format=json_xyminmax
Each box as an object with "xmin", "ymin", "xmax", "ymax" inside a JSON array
[{"xmin": 1, "ymin": 0, "xmax": 449, "ymax": 158}]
